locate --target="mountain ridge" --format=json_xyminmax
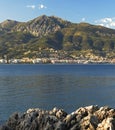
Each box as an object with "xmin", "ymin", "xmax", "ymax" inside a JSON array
[{"xmin": 0, "ymin": 15, "xmax": 115, "ymax": 60}]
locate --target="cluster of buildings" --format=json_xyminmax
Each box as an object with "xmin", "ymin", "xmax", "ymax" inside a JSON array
[{"xmin": 0, "ymin": 57, "xmax": 115, "ymax": 64}]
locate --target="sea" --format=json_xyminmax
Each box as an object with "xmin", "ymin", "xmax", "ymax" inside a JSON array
[{"xmin": 0, "ymin": 64, "xmax": 115, "ymax": 121}]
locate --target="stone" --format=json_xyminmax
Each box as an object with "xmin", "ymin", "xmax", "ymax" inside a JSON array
[
  {"xmin": 56, "ymin": 109, "xmax": 67, "ymax": 119},
  {"xmin": 1, "ymin": 105, "xmax": 115, "ymax": 130},
  {"xmin": 97, "ymin": 117, "xmax": 115, "ymax": 130}
]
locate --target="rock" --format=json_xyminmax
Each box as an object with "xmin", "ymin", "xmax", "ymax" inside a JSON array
[
  {"xmin": 80, "ymin": 114, "xmax": 99, "ymax": 130},
  {"xmin": 1, "ymin": 105, "xmax": 115, "ymax": 130},
  {"xmin": 56, "ymin": 109, "xmax": 67, "ymax": 119},
  {"xmin": 97, "ymin": 117, "xmax": 115, "ymax": 130}
]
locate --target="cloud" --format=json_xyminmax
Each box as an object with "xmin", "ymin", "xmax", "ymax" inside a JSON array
[
  {"xmin": 81, "ymin": 17, "xmax": 86, "ymax": 22},
  {"xmin": 26, "ymin": 3, "xmax": 47, "ymax": 10},
  {"xmin": 38, "ymin": 4, "xmax": 47, "ymax": 9},
  {"xmin": 26, "ymin": 5, "xmax": 36, "ymax": 9},
  {"xmin": 95, "ymin": 17, "xmax": 115, "ymax": 28}
]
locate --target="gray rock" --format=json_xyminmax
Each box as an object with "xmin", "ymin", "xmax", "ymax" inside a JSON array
[{"xmin": 1, "ymin": 105, "xmax": 115, "ymax": 130}]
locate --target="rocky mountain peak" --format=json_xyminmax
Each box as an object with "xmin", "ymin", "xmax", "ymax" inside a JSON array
[
  {"xmin": 13, "ymin": 15, "xmax": 71, "ymax": 37},
  {"xmin": 0, "ymin": 19, "xmax": 19, "ymax": 29}
]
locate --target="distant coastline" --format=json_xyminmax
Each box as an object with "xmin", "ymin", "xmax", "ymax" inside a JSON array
[{"xmin": 0, "ymin": 57, "xmax": 115, "ymax": 64}]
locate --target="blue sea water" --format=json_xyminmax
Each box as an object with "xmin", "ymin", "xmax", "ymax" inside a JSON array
[{"xmin": 0, "ymin": 64, "xmax": 115, "ymax": 121}]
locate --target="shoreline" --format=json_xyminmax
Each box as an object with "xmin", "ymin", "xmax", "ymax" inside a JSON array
[
  {"xmin": 0, "ymin": 62, "xmax": 114, "ymax": 65},
  {"xmin": 0, "ymin": 57, "xmax": 115, "ymax": 64}
]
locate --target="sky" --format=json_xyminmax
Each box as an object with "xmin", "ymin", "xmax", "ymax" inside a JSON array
[{"xmin": 0, "ymin": 0, "xmax": 115, "ymax": 29}]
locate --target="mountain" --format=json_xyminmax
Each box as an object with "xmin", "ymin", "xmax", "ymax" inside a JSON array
[
  {"xmin": 0, "ymin": 15, "xmax": 115, "ymax": 60},
  {"xmin": 0, "ymin": 19, "xmax": 19, "ymax": 33},
  {"xmin": 12, "ymin": 15, "xmax": 71, "ymax": 37},
  {"xmin": 0, "ymin": 19, "xmax": 19, "ymax": 28}
]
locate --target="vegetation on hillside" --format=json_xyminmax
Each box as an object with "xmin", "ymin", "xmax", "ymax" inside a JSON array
[{"xmin": 0, "ymin": 15, "xmax": 115, "ymax": 59}]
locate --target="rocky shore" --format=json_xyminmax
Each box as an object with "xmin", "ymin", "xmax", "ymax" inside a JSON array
[{"xmin": 1, "ymin": 105, "xmax": 115, "ymax": 130}]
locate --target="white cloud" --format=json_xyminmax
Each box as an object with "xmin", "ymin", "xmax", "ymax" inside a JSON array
[
  {"xmin": 38, "ymin": 4, "xmax": 47, "ymax": 9},
  {"xmin": 26, "ymin": 5, "xmax": 36, "ymax": 9},
  {"xmin": 95, "ymin": 17, "xmax": 115, "ymax": 29},
  {"xmin": 81, "ymin": 17, "xmax": 86, "ymax": 22},
  {"xmin": 26, "ymin": 3, "xmax": 47, "ymax": 10}
]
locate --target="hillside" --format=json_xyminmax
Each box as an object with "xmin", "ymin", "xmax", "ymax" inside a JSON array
[{"xmin": 0, "ymin": 15, "xmax": 115, "ymax": 61}]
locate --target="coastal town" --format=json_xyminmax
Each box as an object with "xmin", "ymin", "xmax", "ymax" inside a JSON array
[
  {"xmin": 0, "ymin": 48, "xmax": 115, "ymax": 64},
  {"xmin": 0, "ymin": 56, "xmax": 115, "ymax": 64}
]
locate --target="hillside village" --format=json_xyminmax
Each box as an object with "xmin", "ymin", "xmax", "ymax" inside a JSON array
[{"xmin": 0, "ymin": 49, "xmax": 115, "ymax": 64}]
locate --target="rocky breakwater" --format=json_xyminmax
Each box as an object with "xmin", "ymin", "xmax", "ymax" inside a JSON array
[{"xmin": 1, "ymin": 105, "xmax": 115, "ymax": 130}]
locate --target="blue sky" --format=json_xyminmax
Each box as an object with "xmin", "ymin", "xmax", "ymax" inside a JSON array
[{"xmin": 0, "ymin": 0, "xmax": 115, "ymax": 28}]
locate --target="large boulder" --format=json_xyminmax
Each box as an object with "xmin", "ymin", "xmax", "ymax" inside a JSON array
[{"xmin": 1, "ymin": 105, "xmax": 115, "ymax": 130}]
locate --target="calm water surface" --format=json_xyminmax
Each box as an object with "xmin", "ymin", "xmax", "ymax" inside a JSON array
[{"xmin": 0, "ymin": 64, "xmax": 115, "ymax": 121}]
